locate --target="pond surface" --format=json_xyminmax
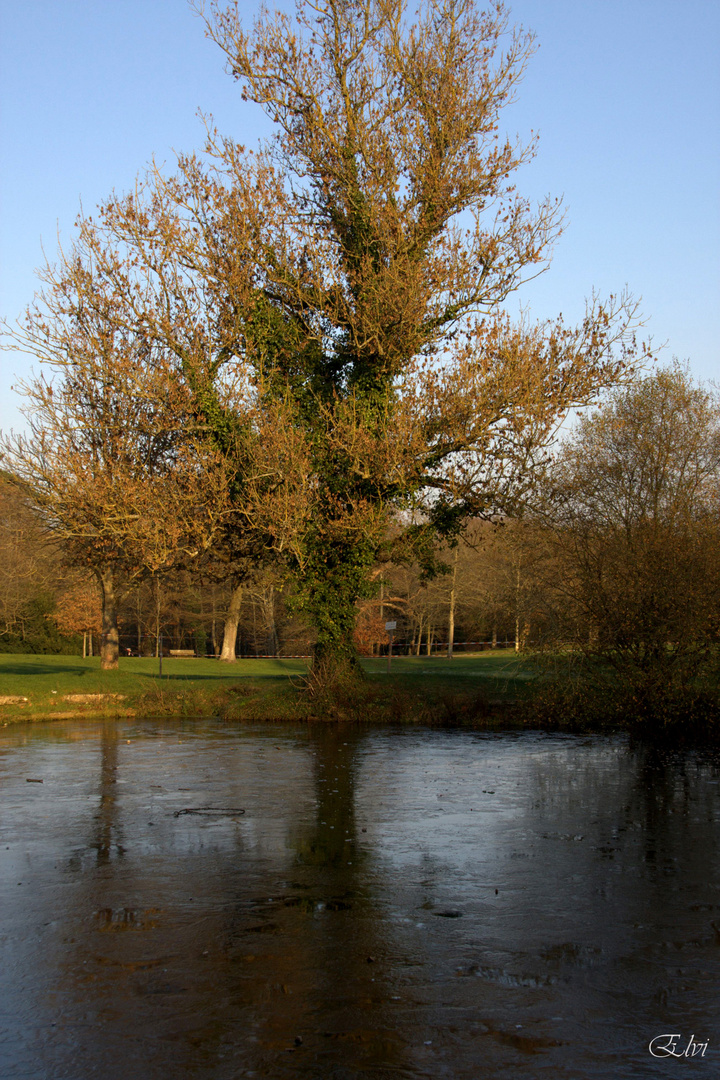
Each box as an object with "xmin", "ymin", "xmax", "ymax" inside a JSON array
[{"xmin": 1, "ymin": 720, "xmax": 719, "ymax": 1079}]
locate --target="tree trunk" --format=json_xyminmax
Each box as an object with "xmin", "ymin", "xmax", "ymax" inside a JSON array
[
  {"xmin": 447, "ymin": 547, "xmax": 459, "ymax": 659},
  {"xmin": 220, "ymin": 583, "xmax": 244, "ymax": 662},
  {"xmin": 304, "ymin": 539, "xmax": 368, "ymax": 688},
  {"xmin": 154, "ymin": 576, "xmax": 161, "ymax": 658},
  {"xmin": 263, "ymin": 584, "xmax": 279, "ymax": 656},
  {"xmin": 447, "ymin": 597, "xmax": 455, "ymax": 659},
  {"xmin": 98, "ymin": 569, "xmax": 119, "ymax": 670}
]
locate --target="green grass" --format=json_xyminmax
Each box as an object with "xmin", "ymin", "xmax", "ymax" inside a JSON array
[
  {"xmin": 0, "ymin": 650, "xmax": 530, "ymax": 724},
  {"xmin": 362, "ymin": 651, "xmax": 532, "ymax": 680},
  {"xmin": 0, "ymin": 653, "xmax": 308, "ymax": 690}
]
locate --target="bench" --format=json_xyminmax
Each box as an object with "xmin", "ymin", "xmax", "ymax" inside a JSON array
[{"xmin": 169, "ymin": 649, "xmax": 196, "ymax": 658}]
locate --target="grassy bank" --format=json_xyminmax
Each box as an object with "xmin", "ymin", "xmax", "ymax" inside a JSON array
[{"xmin": 0, "ymin": 651, "xmax": 529, "ymax": 726}]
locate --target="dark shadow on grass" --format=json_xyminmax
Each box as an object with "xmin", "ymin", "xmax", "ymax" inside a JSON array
[
  {"xmin": 0, "ymin": 661, "xmax": 89, "ymax": 676},
  {"xmin": 134, "ymin": 672, "xmax": 239, "ymax": 682},
  {"xmin": 134, "ymin": 672, "xmax": 294, "ymax": 683}
]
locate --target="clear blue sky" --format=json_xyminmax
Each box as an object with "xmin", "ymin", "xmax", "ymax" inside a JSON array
[{"xmin": 1, "ymin": 0, "xmax": 718, "ymax": 435}]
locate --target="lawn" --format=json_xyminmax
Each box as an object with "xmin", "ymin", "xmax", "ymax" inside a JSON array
[
  {"xmin": 363, "ymin": 651, "xmax": 531, "ymax": 680},
  {"xmin": 0, "ymin": 650, "xmax": 530, "ymax": 723}
]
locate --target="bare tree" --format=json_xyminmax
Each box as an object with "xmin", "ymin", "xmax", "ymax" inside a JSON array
[
  {"xmin": 2, "ymin": 230, "xmax": 232, "ymax": 668},
  {"xmin": 0, "ymin": 473, "xmax": 56, "ymax": 640},
  {"xmin": 543, "ymin": 365, "xmax": 720, "ymax": 717},
  {"xmin": 54, "ymin": 576, "xmax": 103, "ymax": 657}
]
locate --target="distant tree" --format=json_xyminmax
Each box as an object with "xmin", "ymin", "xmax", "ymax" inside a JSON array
[
  {"xmin": 544, "ymin": 365, "xmax": 720, "ymax": 721},
  {"xmin": 472, "ymin": 517, "xmax": 555, "ymax": 651},
  {"xmin": 1, "ymin": 229, "xmax": 232, "ymax": 669},
  {"xmin": 54, "ymin": 577, "xmax": 103, "ymax": 656},
  {"xmin": 0, "ymin": 472, "xmax": 55, "ymax": 641}
]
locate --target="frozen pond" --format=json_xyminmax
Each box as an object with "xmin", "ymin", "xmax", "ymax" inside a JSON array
[{"xmin": 1, "ymin": 719, "xmax": 719, "ymax": 1078}]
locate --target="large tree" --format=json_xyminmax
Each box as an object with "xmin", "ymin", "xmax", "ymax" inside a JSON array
[
  {"xmin": 193, "ymin": 0, "xmax": 645, "ymax": 682},
  {"xmin": 50, "ymin": 0, "xmax": 645, "ymax": 683}
]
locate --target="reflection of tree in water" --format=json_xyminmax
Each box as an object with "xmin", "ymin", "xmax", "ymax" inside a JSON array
[
  {"xmin": 295, "ymin": 726, "xmax": 364, "ymax": 871},
  {"xmin": 606, "ymin": 743, "xmax": 720, "ymax": 1035},
  {"xmin": 56, "ymin": 724, "xmax": 411, "ymax": 1075},
  {"xmin": 627, "ymin": 741, "xmax": 720, "ymax": 876},
  {"xmin": 64, "ymin": 722, "xmax": 125, "ymax": 873},
  {"xmin": 223, "ymin": 726, "xmax": 409, "ymax": 1074},
  {"xmin": 90, "ymin": 721, "xmax": 125, "ymax": 864},
  {"xmin": 529, "ymin": 739, "xmax": 720, "ymax": 1027},
  {"xmin": 528, "ymin": 738, "xmax": 720, "ymax": 899}
]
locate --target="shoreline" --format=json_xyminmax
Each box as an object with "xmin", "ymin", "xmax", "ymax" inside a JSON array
[{"xmin": 2, "ymin": 653, "xmax": 717, "ymax": 740}]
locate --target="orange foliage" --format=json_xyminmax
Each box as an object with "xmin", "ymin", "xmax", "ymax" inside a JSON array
[
  {"xmin": 353, "ymin": 605, "xmax": 387, "ymax": 656},
  {"xmin": 55, "ymin": 581, "xmax": 103, "ymax": 635}
]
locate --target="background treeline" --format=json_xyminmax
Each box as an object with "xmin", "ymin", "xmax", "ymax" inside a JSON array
[
  {"xmin": 4, "ymin": 363, "xmax": 719, "ymax": 706},
  {"xmin": 0, "ymin": 474, "xmax": 525, "ymax": 658}
]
